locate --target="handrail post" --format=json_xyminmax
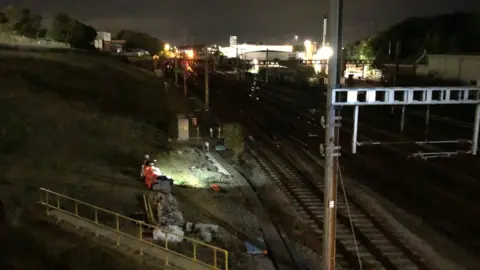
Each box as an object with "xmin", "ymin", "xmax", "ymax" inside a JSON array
[
  {"xmin": 193, "ymin": 242, "xmax": 197, "ymax": 261},
  {"xmin": 94, "ymin": 208, "xmax": 99, "ymax": 236},
  {"xmin": 74, "ymin": 201, "xmax": 79, "ymax": 228},
  {"xmin": 56, "ymin": 194, "xmax": 60, "ymax": 208},
  {"xmin": 139, "ymin": 223, "xmax": 143, "ymax": 255},
  {"xmin": 214, "ymin": 248, "xmax": 217, "ymax": 269},
  {"xmin": 116, "ymin": 215, "xmax": 120, "ymax": 246},
  {"xmin": 45, "ymin": 191, "xmax": 49, "ymax": 215},
  {"xmin": 165, "ymin": 232, "xmax": 169, "ymax": 265},
  {"xmin": 225, "ymin": 250, "xmax": 228, "ymax": 270}
]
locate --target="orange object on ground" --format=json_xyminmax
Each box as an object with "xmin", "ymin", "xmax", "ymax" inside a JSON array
[{"xmin": 211, "ymin": 184, "xmax": 220, "ymax": 192}]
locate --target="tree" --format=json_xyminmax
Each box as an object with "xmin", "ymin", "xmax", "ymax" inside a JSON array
[
  {"xmin": 0, "ymin": 6, "xmax": 43, "ymax": 37},
  {"xmin": 49, "ymin": 12, "xmax": 97, "ymax": 49},
  {"xmin": 116, "ymin": 30, "xmax": 161, "ymax": 54},
  {"xmin": 346, "ymin": 11, "xmax": 480, "ymax": 62},
  {"xmin": 0, "ymin": 12, "xmax": 7, "ymax": 24},
  {"xmin": 69, "ymin": 20, "xmax": 97, "ymax": 49},
  {"xmin": 222, "ymin": 123, "xmax": 244, "ymax": 162},
  {"xmin": 49, "ymin": 13, "xmax": 73, "ymax": 43},
  {"xmin": 14, "ymin": 9, "xmax": 42, "ymax": 38}
]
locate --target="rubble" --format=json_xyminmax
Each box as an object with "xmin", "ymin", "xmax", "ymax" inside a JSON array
[
  {"xmin": 153, "ymin": 225, "xmax": 184, "ymax": 243},
  {"xmin": 185, "ymin": 222, "xmax": 220, "ymax": 243},
  {"xmin": 150, "ymin": 192, "xmax": 184, "ymax": 226}
]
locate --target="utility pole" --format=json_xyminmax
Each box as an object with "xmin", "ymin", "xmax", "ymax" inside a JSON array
[
  {"xmin": 174, "ymin": 58, "xmax": 179, "ymax": 86},
  {"xmin": 393, "ymin": 40, "xmax": 400, "ymax": 87},
  {"xmin": 265, "ymin": 49, "xmax": 269, "ymax": 83},
  {"xmin": 323, "ymin": 0, "xmax": 343, "ymax": 269},
  {"xmin": 183, "ymin": 67, "xmax": 187, "ymax": 96},
  {"xmin": 236, "ymin": 47, "xmax": 240, "ymax": 80},
  {"xmin": 322, "ymin": 15, "xmax": 327, "ymax": 47},
  {"xmin": 393, "ymin": 41, "xmax": 407, "ymax": 133},
  {"xmin": 205, "ymin": 57, "xmax": 209, "ymax": 111}
]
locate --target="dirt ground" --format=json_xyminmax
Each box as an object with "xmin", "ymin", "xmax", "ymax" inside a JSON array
[
  {"xmin": 152, "ymin": 146, "xmax": 264, "ymax": 269},
  {"xmin": 0, "ymin": 210, "xmax": 160, "ymax": 270},
  {"xmin": 0, "ymin": 50, "xmax": 190, "ymax": 269},
  {"xmin": 237, "ymin": 155, "xmax": 323, "ymax": 269}
]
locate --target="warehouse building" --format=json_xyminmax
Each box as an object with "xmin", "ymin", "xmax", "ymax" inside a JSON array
[{"xmin": 416, "ymin": 54, "xmax": 480, "ymax": 85}]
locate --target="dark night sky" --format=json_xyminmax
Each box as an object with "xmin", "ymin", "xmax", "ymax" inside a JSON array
[{"xmin": 2, "ymin": 0, "xmax": 480, "ymax": 45}]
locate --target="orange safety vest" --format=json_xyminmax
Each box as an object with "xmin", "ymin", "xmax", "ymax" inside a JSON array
[{"xmin": 144, "ymin": 166, "xmax": 158, "ymax": 189}]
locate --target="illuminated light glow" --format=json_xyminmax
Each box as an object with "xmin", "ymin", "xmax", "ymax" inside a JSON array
[
  {"xmin": 316, "ymin": 45, "xmax": 333, "ymax": 60},
  {"xmin": 249, "ymin": 59, "xmax": 259, "ymax": 74},
  {"xmin": 304, "ymin": 40, "xmax": 313, "ymax": 60},
  {"xmin": 187, "ymin": 50, "xmax": 194, "ymax": 59},
  {"xmin": 164, "ymin": 43, "xmax": 171, "ymax": 51},
  {"xmin": 218, "ymin": 44, "xmax": 293, "ymax": 58}
]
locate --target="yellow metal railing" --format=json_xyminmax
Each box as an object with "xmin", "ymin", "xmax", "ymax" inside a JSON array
[{"xmin": 38, "ymin": 188, "xmax": 228, "ymax": 270}]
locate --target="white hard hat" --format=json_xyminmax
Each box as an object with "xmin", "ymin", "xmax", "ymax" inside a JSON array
[{"xmin": 145, "ymin": 154, "xmax": 150, "ymax": 159}]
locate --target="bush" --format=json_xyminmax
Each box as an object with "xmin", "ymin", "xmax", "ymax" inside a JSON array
[{"xmin": 222, "ymin": 123, "xmax": 244, "ymax": 162}]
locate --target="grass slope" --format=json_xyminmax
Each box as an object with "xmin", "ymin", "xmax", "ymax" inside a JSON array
[{"xmin": 0, "ymin": 50, "xmax": 189, "ymax": 269}]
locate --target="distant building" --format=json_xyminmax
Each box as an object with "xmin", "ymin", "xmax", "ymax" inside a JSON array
[
  {"xmin": 110, "ymin": 40, "xmax": 126, "ymax": 53},
  {"xmin": 219, "ymin": 43, "xmax": 294, "ymax": 58},
  {"xmin": 242, "ymin": 50, "xmax": 295, "ymax": 61},
  {"xmin": 416, "ymin": 54, "xmax": 480, "ymax": 85},
  {"xmin": 97, "ymin": 32, "xmax": 111, "ymax": 42},
  {"xmin": 94, "ymin": 31, "xmax": 112, "ymax": 51},
  {"xmin": 381, "ymin": 52, "xmax": 426, "ymax": 78},
  {"xmin": 229, "ymin": 36, "xmax": 237, "ymax": 47}
]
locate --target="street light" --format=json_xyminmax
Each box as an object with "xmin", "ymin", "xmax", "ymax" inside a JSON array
[
  {"xmin": 164, "ymin": 43, "xmax": 171, "ymax": 51},
  {"xmin": 304, "ymin": 40, "xmax": 313, "ymax": 60},
  {"xmin": 304, "ymin": 39, "xmax": 312, "ymax": 48},
  {"xmin": 317, "ymin": 45, "xmax": 333, "ymax": 59}
]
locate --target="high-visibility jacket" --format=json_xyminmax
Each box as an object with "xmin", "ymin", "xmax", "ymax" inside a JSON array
[{"xmin": 144, "ymin": 166, "xmax": 161, "ymax": 189}]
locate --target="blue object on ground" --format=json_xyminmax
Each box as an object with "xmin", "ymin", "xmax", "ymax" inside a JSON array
[
  {"xmin": 215, "ymin": 144, "xmax": 226, "ymax": 151},
  {"xmin": 244, "ymin": 238, "xmax": 266, "ymax": 255}
]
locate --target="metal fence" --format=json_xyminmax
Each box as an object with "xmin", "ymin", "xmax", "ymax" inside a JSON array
[{"xmin": 38, "ymin": 188, "xmax": 228, "ymax": 269}]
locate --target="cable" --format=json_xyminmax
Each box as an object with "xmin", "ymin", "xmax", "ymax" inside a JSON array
[
  {"xmin": 336, "ymin": 156, "xmax": 363, "ymax": 270},
  {"xmin": 334, "ymin": 107, "xmax": 363, "ymax": 269},
  {"xmin": 295, "ymin": 137, "xmax": 364, "ymax": 269}
]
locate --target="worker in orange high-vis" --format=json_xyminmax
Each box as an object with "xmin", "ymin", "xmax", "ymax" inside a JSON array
[{"xmin": 144, "ymin": 162, "xmax": 158, "ymax": 189}]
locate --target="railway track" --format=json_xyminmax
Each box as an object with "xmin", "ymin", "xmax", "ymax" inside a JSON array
[
  {"xmin": 247, "ymin": 137, "xmax": 428, "ymax": 270},
  {"xmin": 186, "ymin": 67, "xmax": 472, "ymax": 265},
  {"xmin": 248, "ymin": 83, "xmax": 480, "ymax": 253}
]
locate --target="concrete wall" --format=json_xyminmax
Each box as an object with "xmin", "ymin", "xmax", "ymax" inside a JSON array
[{"xmin": 425, "ymin": 54, "xmax": 480, "ymax": 83}]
